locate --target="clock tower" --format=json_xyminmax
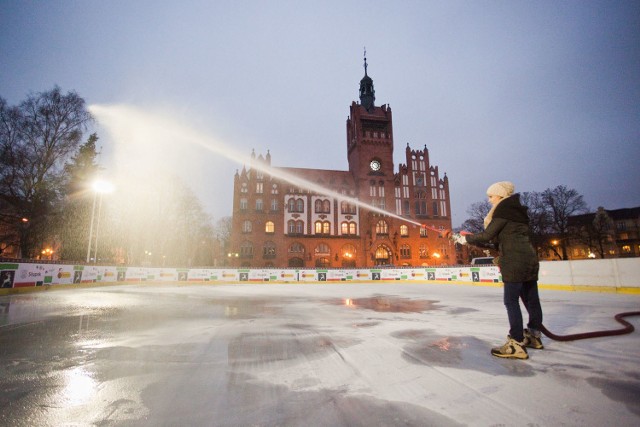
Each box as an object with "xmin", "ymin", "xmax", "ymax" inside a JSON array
[{"xmin": 346, "ymin": 55, "xmax": 394, "ymax": 208}]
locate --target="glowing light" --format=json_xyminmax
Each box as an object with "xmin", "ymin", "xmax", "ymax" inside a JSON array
[
  {"xmin": 344, "ymin": 298, "xmax": 354, "ymax": 307},
  {"xmin": 432, "ymin": 253, "xmax": 441, "ymax": 258},
  {"xmin": 63, "ymin": 367, "xmax": 96, "ymax": 406},
  {"xmin": 92, "ymin": 179, "xmax": 114, "ymax": 194}
]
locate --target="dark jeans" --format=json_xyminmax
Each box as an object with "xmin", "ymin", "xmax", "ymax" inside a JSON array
[{"xmin": 503, "ymin": 280, "xmax": 543, "ymax": 342}]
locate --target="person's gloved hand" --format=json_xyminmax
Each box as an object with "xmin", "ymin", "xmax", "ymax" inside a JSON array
[{"xmin": 452, "ymin": 233, "xmax": 467, "ymax": 245}]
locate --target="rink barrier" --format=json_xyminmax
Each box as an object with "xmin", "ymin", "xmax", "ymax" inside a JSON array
[{"xmin": 1, "ymin": 258, "xmax": 639, "ymax": 294}]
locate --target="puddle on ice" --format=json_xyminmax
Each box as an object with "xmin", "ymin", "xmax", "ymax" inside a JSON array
[
  {"xmin": 330, "ymin": 295, "xmax": 442, "ymax": 313},
  {"xmin": 392, "ymin": 329, "xmax": 535, "ymax": 377}
]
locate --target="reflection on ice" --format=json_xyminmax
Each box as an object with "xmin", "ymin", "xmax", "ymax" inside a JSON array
[
  {"xmin": 337, "ymin": 295, "xmax": 441, "ymax": 313},
  {"xmin": 63, "ymin": 367, "xmax": 96, "ymax": 406}
]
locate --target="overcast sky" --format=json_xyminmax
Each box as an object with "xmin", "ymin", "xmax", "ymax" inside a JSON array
[{"xmin": 1, "ymin": 0, "xmax": 639, "ymax": 227}]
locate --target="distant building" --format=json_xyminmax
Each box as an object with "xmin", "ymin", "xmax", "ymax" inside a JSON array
[
  {"xmin": 227, "ymin": 59, "xmax": 454, "ymax": 268},
  {"xmin": 563, "ymin": 206, "xmax": 640, "ymax": 259}
]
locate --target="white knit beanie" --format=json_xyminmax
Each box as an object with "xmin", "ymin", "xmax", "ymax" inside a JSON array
[{"xmin": 486, "ymin": 181, "xmax": 515, "ymax": 198}]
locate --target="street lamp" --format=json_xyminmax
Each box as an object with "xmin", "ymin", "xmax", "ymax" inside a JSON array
[
  {"xmin": 86, "ymin": 179, "xmax": 114, "ymax": 263},
  {"xmin": 41, "ymin": 248, "xmax": 54, "ymax": 260}
]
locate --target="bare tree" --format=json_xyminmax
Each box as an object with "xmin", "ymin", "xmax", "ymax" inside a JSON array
[
  {"xmin": 459, "ymin": 200, "xmax": 491, "ymax": 234},
  {"xmin": 214, "ymin": 217, "xmax": 232, "ymax": 250},
  {"xmin": 0, "ymin": 87, "xmax": 93, "ymax": 258},
  {"xmin": 520, "ymin": 191, "xmax": 553, "ymax": 257},
  {"xmin": 542, "ymin": 185, "xmax": 588, "ymax": 260}
]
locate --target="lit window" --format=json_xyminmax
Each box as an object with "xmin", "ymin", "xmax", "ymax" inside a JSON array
[
  {"xmin": 376, "ymin": 220, "xmax": 388, "ymax": 235},
  {"xmin": 400, "ymin": 225, "xmax": 409, "ymax": 237},
  {"xmin": 265, "ymin": 221, "xmax": 275, "ymax": 233}
]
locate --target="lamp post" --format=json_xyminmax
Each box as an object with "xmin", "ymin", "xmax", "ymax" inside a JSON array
[{"xmin": 86, "ymin": 180, "xmax": 114, "ymax": 263}]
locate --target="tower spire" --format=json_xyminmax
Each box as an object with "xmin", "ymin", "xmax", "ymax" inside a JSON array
[
  {"xmin": 359, "ymin": 48, "xmax": 375, "ymax": 112},
  {"xmin": 364, "ymin": 47, "xmax": 368, "ymax": 76}
]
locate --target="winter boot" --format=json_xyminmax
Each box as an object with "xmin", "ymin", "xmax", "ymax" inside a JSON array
[
  {"xmin": 491, "ymin": 336, "xmax": 529, "ymax": 359},
  {"xmin": 523, "ymin": 328, "xmax": 544, "ymax": 349}
]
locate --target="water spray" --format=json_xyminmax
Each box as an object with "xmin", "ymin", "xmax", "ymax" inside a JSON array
[{"xmin": 89, "ymin": 104, "xmax": 448, "ymax": 235}]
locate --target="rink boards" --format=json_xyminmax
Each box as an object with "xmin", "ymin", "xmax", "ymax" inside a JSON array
[{"xmin": 2, "ymin": 258, "xmax": 639, "ymax": 293}]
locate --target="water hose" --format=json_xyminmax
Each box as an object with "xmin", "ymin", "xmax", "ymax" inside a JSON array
[{"xmin": 540, "ymin": 311, "xmax": 640, "ymax": 341}]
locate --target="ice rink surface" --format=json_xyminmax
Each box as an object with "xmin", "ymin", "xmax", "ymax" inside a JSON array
[{"xmin": 1, "ymin": 282, "xmax": 639, "ymax": 426}]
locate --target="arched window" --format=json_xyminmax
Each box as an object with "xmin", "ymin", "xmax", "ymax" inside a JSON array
[
  {"xmin": 419, "ymin": 244, "xmax": 428, "ymax": 258},
  {"xmin": 375, "ymin": 220, "xmax": 388, "ymax": 235},
  {"xmin": 315, "ymin": 221, "xmax": 331, "ymax": 235},
  {"xmin": 400, "ymin": 244, "xmax": 411, "ymax": 258},
  {"xmin": 341, "ymin": 222, "xmax": 357, "ymax": 235},
  {"xmin": 242, "ymin": 220, "xmax": 252, "ymax": 233},
  {"xmin": 240, "ymin": 198, "xmax": 248, "ymax": 210},
  {"xmin": 315, "ymin": 243, "xmax": 330, "ymax": 256},
  {"xmin": 341, "ymin": 244, "xmax": 356, "ymax": 267},
  {"xmin": 374, "ymin": 246, "xmax": 390, "ymax": 265},
  {"xmin": 340, "ymin": 201, "xmax": 356, "ymax": 214},
  {"xmin": 289, "ymin": 242, "xmax": 305, "ymax": 254},
  {"xmin": 288, "ymin": 220, "xmax": 304, "ymax": 235},
  {"xmin": 415, "ymin": 191, "xmax": 427, "ymax": 215},
  {"xmin": 314, "ymin": 199, "xmax": 323, "ymax": 213},
  {"xmin": 263, "ymin": 241, "xmax": 276, "ymax": 258},
  {"xmin": 400, "ymin": 225, "xmax": 409, "ymax": 237},
  {"xmin": 240, "ymin": 241, "xmax": 253, "ymax": 257},
  {"xmin": 265, "ymin": 221, "xmax": 274, "ymax": 233},
  {"xmin": 255, "ymin": 198, "xmax": 263, "ymax": 211},
  {"xmin": 323, "ymin": 199, "xmax": 331, "ymax": 213},
  {"xmin": 288, "ymin": 198, "xmax": 304, "ymax": 213},
  {"xmin": 341, "ymin": 222, "xmax": 349, "ymax": 235}
]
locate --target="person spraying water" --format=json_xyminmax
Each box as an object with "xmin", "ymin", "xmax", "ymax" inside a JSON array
[{"xmin": 445, "ymin": 181, "xmax": 543, "ymax": 360}]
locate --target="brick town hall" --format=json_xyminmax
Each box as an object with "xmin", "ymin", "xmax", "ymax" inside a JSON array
[{"xmin": 228, "ymin": 59, "xmax": 455, "ymax": 268}]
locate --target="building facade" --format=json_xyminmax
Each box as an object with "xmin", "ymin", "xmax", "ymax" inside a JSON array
[
  {"xmin": 560, "ymin": 206, "xmax": 640, "ymax": 260},
  {"xmin": 227, "ymin": 61, "xmax": 454, "ymax": 268}
]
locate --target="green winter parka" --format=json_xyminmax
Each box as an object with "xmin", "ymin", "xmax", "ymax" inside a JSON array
[{"xmin": 465, "ymin": 194, "xmax": 539, "ymax": 282}]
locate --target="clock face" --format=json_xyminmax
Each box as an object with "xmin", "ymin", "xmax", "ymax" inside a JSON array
[{"xmin": 370, "ymin": 160, "xmax": 381, "ymax": 171}]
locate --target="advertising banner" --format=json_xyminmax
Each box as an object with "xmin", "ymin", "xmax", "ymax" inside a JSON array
[
  {"xmin": 471, "ymin": 266, "xmax": 501, "ymax": 283},
  {"xmin": 299, "ymin": 270, "xmax": 318, "ymax": 282}
]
